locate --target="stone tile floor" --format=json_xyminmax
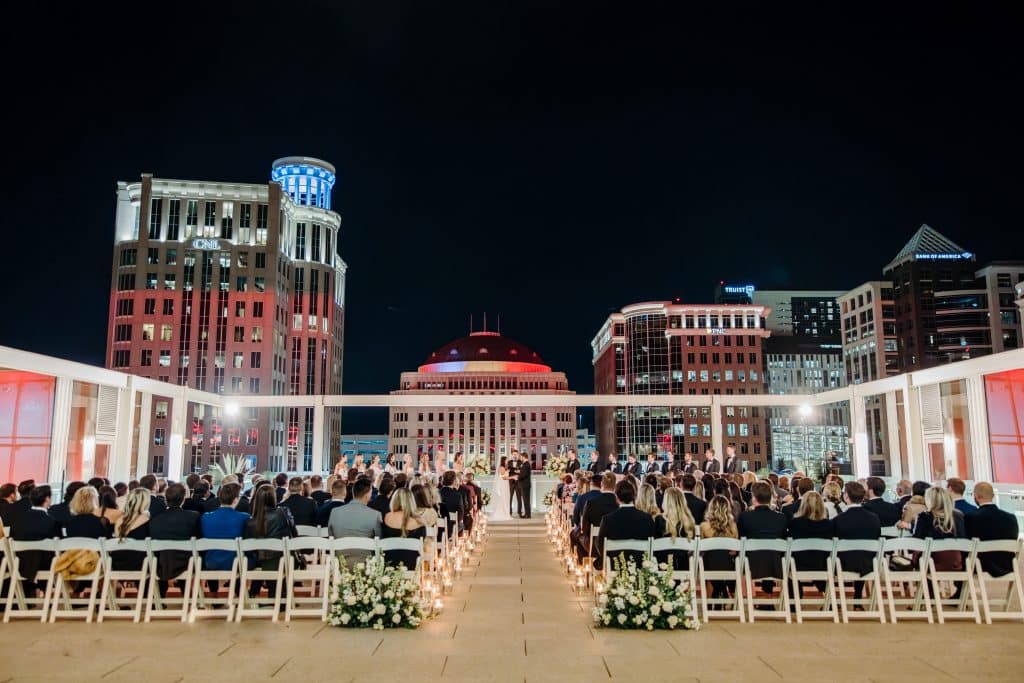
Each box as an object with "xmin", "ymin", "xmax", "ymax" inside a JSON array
[{"xmin": 1, "ymin": 518, "xmax": 1022, "ymax": 682}]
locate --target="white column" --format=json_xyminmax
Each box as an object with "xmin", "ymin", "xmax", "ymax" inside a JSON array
[
  {"xmin": 46, "ymin": 377, "xmax": 74, "ymax": 485},
  {"xmin": 850, "ymin": 389, "xmax": 870, "ymax": 479},
  {"xmin": 903, "ymin": 379, "xmax": 925, "ymax": 480},
  {"xmin": 167, "ymin": 388, "xmax": 187, "ymax": 482},
  {"xmin": 108, "ymin": 380, "xmax": 137, "ymax": 483},
  {"xmin": 311, "ymin": 397, "xmax": 325, "ymax": 474},
  {"xmin": 964, "ymin": 374, "xmax": 992, "ymax": 482},
  {"xmin": 136, "ymin": 392, "xmax": 152, "ymax": 477},
  {"xmin": 710, "ymin": 395, "xmax": 723, "ymax": 464},
  {"xmin": 884, "ymin": 391, "xmax": 903, "ymax": 480}
]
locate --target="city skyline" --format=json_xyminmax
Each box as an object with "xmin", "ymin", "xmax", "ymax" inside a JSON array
[{"xmin": 3, "ymin": 4, "xmax": 1023, "ymax": 439}]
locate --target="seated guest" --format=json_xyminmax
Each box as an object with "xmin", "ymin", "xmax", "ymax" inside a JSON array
[
  {"xmin": 139, "ymin": 474, "xmax": 167, "ymax": 518},
  {"xmin": 700, "ymin": 495, "xmax": 740, "ymax": 601},
  {"xmin": 598, "ymin": 480, "xmax": 656, "ymax": 570},
  {"xmin": 834, "ymin": 481, "xmax": 881, "ymax": 601},
  {"xmin": 0, "ymin": 482, "xmax": 18, "ymax": 527},
  {"xmin": 738, "ymin": 481, "xmax": 788, "ymax": 599},
  {"xmin": 438, "ymin": 471, "xmax": 466, "ymax": 538},
  {"xmin": 465, "ymin": 472, "xmax": 482, "ymax": 512},
  {"xmin": 822, "ymin": 482, "xmax": 845, "ymax": 519},
  {"xmin": 556, "ymin": 474, "xmax": 574, "ymax": 501},
  {"xmin": 65, "ymin": 486, "xmax": 111, "ymax": 538},
  {"xmin": 912, "ymin": 487, "xmax": 965, "ymax": 571},
  {"xmin": 370, "ymin": 474, "xmax": 396, "ymax": 517},
  {"xmin": 47, "ymin": 481, "xmax": 85, "ymax": 529},
  {"xmin": 573, "ymin": 472, "xmax": 619, "ymax": 564},
  {"xmin": 898, "ymin": 481, "xmax": 930, "ymax": 528},
  {"xmin": 183, "ymin": 481, "xmax": 211, "ymax": 514},
  {"xmin": 894, "ymin": 479, "xmax": 913, "ymax": 516},
  {"xmin": 150, "ymin": 483, "xmax": 201, "ymax": 594},
  {"xmin": 572, "ymin": 474, "xmax": 602, "ymax": 529},
  {"xmin": 328, "ymin": 478, "xmax": 382, "ymax": 567},
  {"xmin": 243, "ymin": 485, "xmax": 295, "ymax": 598},
  {"xmin": 782, "ymin": 477, "xmax": 815, "ymax": 520},
  {"xmin": 280, "ymin": 476, "xmax": 318, "ymax": 527},
  {"xmin": 381, "ymin": 488, "xmax": 427, "ymax": 570},
  {"xmin": 200, "ymin": 483, "xmax": 249, "ymax": 573},
  {"xmin": 863, "ymin": 476, "xmax": 899, "ymax": 527},
  {"xmin": 97, "ymin": 485, "xmax": 123, "ymax": 528},
  {"xmin": 309, "ymin": 475, "xmax": 330, "ymax": 506},
  {"xmin": 273, "ymin": 473, "xmax": 289, "ymax": 503},
  {"xmin": 113, "ymin": 482, "xmax": 128, "ymax": 509},
  {"xmin": 110, "ymin": 488, "xmax": 151, "ymax": 572},
  {"xmin": 947, "ymin": 478, "xmax": 977, "ymax": 517},
  {"xmin": 11, "ymin": 484, "xmax": 62, "ymax": 597},
  {"xmin": 788, "ymin": 491, "xmax": 834, "ymax": 596},
  {"xmin": 680, "ymin": 474, "xmax": 706, "ymax": 525},
  {"xmin": 967, "ymin": 482, "xmax": 1019, "ymax": 577},
  {"xmin": 701, "ymin": 474, "xmax": 716, "ymax": 503},
  {"xmin": 10, "ymin": 480, "xmax": 36, "ymax": 528},
  {"xmin": 316, "ymin": 479, "xmax": 348, "ymax": 527},
  {"xmin": 635, "ymin": 483, "xmax": 661, "ymax": 516},
  {"xmin": 458, "ymin": 473, "xmax": 477, "ymax": 532},
  {"xmin": 654, "ymin": 488, "xmax": 696, "ymax": 569}
]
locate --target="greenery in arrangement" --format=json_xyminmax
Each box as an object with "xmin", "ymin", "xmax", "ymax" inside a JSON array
[
  {"xmin": 207, "ymin": 453, "xmax": 255, "ymax": 484},
  {"xmin": 329, "ymin": 555, "xmax": 425, "ymax": 630},
  {"xmin": 544, "ymin": 453, "xmax": 570, "ymax": 477},
  {"xmin": 593, "ymin": 555, "xmax": 698, "ymax": 631},
  {"xmin": 468, "ymin": 457, "xmax": 491, "ymax": 475}
]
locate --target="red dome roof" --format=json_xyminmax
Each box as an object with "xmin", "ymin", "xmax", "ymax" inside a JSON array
[{"xmin": 418, "ymin": 332, "xmax": 551, "ymax": 373}]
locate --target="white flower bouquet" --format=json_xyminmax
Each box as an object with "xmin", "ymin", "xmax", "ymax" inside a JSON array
[
  {"xmin": 542, "ymin": 490, "xmax": 555, "ymax": 506},
  {"xmin": 468, "ymin": 457, "xmax": 491, "ymax": 475},
  {"xmin": 592, "ymin": 555, "xmax": 698, "ymax": 631},
  {"xmin": 329, "ymin": 554, "xmax": 425, "ymax": 630},
  {"xmin": 544, "ymin": 453, "xmax": 570, "ymax": 477},
  {"xmin": 479, "ymin": 489, "xmax": 492, "ymax": 506}
]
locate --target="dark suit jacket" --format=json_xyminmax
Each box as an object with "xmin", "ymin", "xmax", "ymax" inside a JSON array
[
  {"xmin": 580, "ymin": 492, "xmax": 618, "ymax": 555},
  {"xmin": 572, "ymin": 490, "xmax": 600, "ymax": 528},
  {"xmin": 182, "ymin": 496, "xmax": 207, "ymax": 515},
  {"xmin": 724, "ymin": 456, "xmax": 738, "ymax": 474},
  {"xmin": 833, "ymin": 506, "xmax": 881, "ymax": 576},
  {"xmin": 202, "ymin": 496, "xmax": 221, "ymax": 513},
  {"xmin": 11, "ymin": 509, "xmax": 62, "ymax": 584},
  {"xmin": 966, "ymin": 504, "xmax": 1020, "ymax": 577},
  {"xmin": 598, "ymin": 506, "xmax": 656, "ymax": 569},
  {"xmin": 566, "ymin": 460, "xmax": 581, "ymax": 474},
  {"xmin": 517, "ymin": 463, "xmax": 532, "ymax": 488},
  {"xmin": 624, "ymin": 462, "xmax": 642, "ymax": 477},
  {"xmin": 149, "ymin": 495, "xmax": 168, "ymax": 518},
  {"xmin": 316, "ymin": 500, "xmax": 345, "ymax": 527},
  {"xmin": 644, "ymin": 461, "xmax": 661, "ymax": 476},
  {"xmin": 48, "ymin": 502, "xmax": 73, "ymax": 528},
  {"xmin": 681, "ymin": 461, "xmax": 697, "ymax": 474},
  {"xmin": 863, "ymin": 498, "xmax": 900, "ymax": 527},
  {"xmin": 703, "ymin": 458, "xmax": 721, "ymax": 474},
  {"xmin": 281, "ymin": 495, "xmax": 319, "ymax": 526},
  {"xmin": 737, "ymin": 506, "xmax": 788, "ymax": 578},
  {"xmin": 311, "ymin": 490, "xmax": 331, "ymax": 506},
  {"xmin": 781, "ymin": 499, "xmax": 801, "ymax": 520},
  {"xmin": 684, "ymin": 492, "xmax": 706, "ymax": 525},
  {"xmin": 0, "ymin": 499, "xmax": 16, "ymax": 526},
  {"xmin": 149, "ymin": 507, "xmax": 201, "ymax": 580},
  {"xmin": 439, "ymin": 487, "xmax": 465, "ymax": 536}
]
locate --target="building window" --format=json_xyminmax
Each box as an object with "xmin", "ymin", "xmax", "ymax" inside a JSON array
[
  {"xmin": 233, "ymin": 352, "xmax": 243, "ymax": 369},
  {"xmin": 148, "ymin": 198, "xmax": 162, "ymax": 240},
  {"xmin": 256, "ymin": 204, "xmax": 268, "ymax": 245},
  {"xmin": 160, "ymin": 324, "xmax": 172, "ymax": 341},
  {"xmin": 154, "ymin": 401, "xmax": 168, "ymax": 419},
  {"xmin": 116, "ymin": 299, "xmax": 133, "ymax": 316},
  {"xmin": 253, "ymin": 301, "xmax": 264, "ymax": 318},
  {"xmin": 144, "ymin": 298, "xmax": 156, "ymax": 314},
  {"xmin": 154, "ymin": 428, "xmax": 166, "ymax": 446},
  {"xmin": 203, "ymin": 201, "xmax": 216, "ymax": 237},
  {"xmin": 114, "ymin": 324, "xmax": 132, "ymax": 342},
  {"xmin": 163, "ymin": 299, "xmax": 174, "ymax": 315},
  {"xmin": 146, "ymin": 272, "xmax": 157, "ymax": 290},
  {"xmin": 249, "ymin": 377, "xmax": 260, "ymax": 393},
  {"xmin": 147, "ymin": 248, "xmax": 159, "ymax": 265},
  {"xmin": 112, "ymin": 350, "xmax": 130, "ymax": 367},
  {"xmin": 164, "ymin": 273, "xmax": 176, "ymax": 290},
  {"xmin": 141, "ymin": 349, "xmax": 152, "ymax": 366},
  {"xmin": 117, "ymin": 273, "xmax": 136, "ymax": 291},
  {"xmin": 141, "ymin": 323, "xmax": 154, "ymax": 341},
  {"xmin": 251, "ymin": 352, "xmax": 261, "ymax": 368},
  {"xmin": 159, "ymin": 350, "xmax": 171, "ymax": 367}
]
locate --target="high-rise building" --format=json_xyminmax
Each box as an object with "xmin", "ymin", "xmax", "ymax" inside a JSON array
[
  {"xmin": 592, "ymin": 302, "xmax": 771, "ymax": 469},
  {"xmin": 839, "ymin": 282, "xmax": 899, "ymax": 385},
  {"xmin": 389, "ymin": 331, "xmax": 576, "ymax": 470},
  {"xmin": 751, "ymin": 290, "xmax": 844, "ymax": 339},
  {"xmin": 713, "ymin": 282, "xmax": 756, "ymax": 305},
  {"xmin": 106, "ymin": 157, "xmax": 346, "ymax": 475},
  {"xmin": 576, "ymin": 428, "xmax": 597, "ymax": 460}
]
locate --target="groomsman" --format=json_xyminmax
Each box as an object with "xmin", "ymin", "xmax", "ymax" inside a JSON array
[
  {"xmin": 623, "ymin": 453, "xmax": 642, "ymax": 477},
  {"xmin": 644, "ymin": 452, "xmax": 661, "ymax": 476},
  {"xmin": 681, "ymin": 452, "xmax": 697, "ymax": 474},
  {"xmin": 661, "ymin": 448, "xmax": 676, "ymax": 475},
  {"xmin": 507, "ymin": 451, "xmax": 522, "ymax": 515},
  {"xmin": 724, "ymin": 445, "xmax": 739, "ymax": 473},
  {"xmin": 565, "ymin": 449, "xmax": 581, "ymax": 474},
  {"xmin": 703, "ymin": 448, "xmax": 721, "ymax": 473}
]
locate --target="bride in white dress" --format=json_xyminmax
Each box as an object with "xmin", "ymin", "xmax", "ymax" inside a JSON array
[{"xmin": 488, "ymin": 456, "xmax": 512, "ymax": 521}]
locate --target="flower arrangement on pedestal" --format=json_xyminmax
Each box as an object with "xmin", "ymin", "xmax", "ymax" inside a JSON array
[
  {"xmin": 593, "ymin": 555, "xmax": 698, "ymax": 631},
  {"xmin": 329, "ymin": 555, "xmax": 425, "ymax": 630},
  {"xmin": 468, "ymin": 457, "xmax": 491, "ymax": 475},
  {"xmin": 479, "ymin": 489, "xmax": 492, "ymax": 506},
  {"xmin": 544, "ymin": 453, "xmax": 570, "ymax": 477},
  {"xmin": 542, "ymin": 490, "xmax": 555, "ymax": 506}
]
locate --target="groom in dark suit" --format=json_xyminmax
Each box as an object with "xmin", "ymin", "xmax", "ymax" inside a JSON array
[
  {"xmin": 517, "ymin": 453, "xmax": 532, "ymax": 518},
  {"xmin": 507, "ymin": 451, "xmax": 521, "ymax": 516}
]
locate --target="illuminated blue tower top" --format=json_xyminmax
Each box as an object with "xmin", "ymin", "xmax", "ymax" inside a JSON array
[{"xmin": 270, "ymin": 156, "xmax": 336, "ymax": 210}]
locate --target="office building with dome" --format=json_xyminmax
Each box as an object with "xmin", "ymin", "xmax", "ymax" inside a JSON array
[{"xmin": 389, "ymin": 330, "xmax": 576, "ymax": 469}]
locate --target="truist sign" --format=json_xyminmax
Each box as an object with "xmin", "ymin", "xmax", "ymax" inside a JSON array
[{"xmin": 191, "ymin": 238, "xmax": 221, "ymax": 250}]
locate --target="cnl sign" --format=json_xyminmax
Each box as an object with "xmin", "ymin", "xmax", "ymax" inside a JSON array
[{"xmin": 191, "ymin": 238, "xmax": 221, "ymax": 250}]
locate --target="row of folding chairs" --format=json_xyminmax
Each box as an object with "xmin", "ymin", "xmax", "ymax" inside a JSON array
[
  {"xmin": 1, "ymin": 535, "xmax": 424, "ymax": 624},
  {"xmin": 597, "ymin": 535, "xmax": 1024, "ymax": 625}
]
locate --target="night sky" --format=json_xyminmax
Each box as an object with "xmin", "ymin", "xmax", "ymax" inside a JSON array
[{"xmin": 2, "ymin": 3, "xmax": 1022, "ymax": 433}]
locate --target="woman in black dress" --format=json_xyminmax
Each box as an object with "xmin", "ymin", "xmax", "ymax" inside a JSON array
[
  {"xmin": 65, "ymin": 486, "xmax": 111, "ymax": 539},
  {"xmin": 788, "ymin": 491, "xmax": 834, "ymax": 596},
  {"xmin": 381, "ymin": 488, "xmax": 426, "ymax": 571}
]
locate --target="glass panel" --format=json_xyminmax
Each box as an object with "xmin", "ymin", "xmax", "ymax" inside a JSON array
[
  {"xmin": 0, "ymin": 370, "xmax": 54, "ymax": 483},
  {"xmin": 985, "ymin": 369, "xmax": 1024, "ymax": 482}
]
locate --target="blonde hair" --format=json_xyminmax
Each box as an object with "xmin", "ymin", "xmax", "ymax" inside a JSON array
[
  {"xmin": 794, "ymin": 491, "xmax": 826, "ymax": 522},
  {"xmin": 116, "ymin": 488, "xmax": 151, "ymax": 540},
  {"xmin": 389, "ymin": 488, "xmax": 418, "ymax": 537},
  {"xmin": 926, "ymin": 486, "xmax": 956, "ymax": 535},
  {"xmin": 636, "ymin": 484, "xmax": 660, "ymax": 516},
  {"xmin": 741, "ymin": 471, "xmax": 757, "ymax": 488},
  {"xmin": 705, "ymin": 495, "xmax": 738, "ymax": 537},
  {"xmin": 70, "ymin": 486, "xmax": 99, "ymax": 516},
  {"xmin": 822, "ymin": 482, "xmax": 842, "ymax": 505},
  {"xmin": 660, "ymin": 488, "xmax": 695, "ymax": 540}
]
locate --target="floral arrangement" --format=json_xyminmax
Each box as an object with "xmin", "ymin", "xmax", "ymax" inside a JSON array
[
  {"xmin": 468, "ymin": 457, "xmax": 491, "ymax": 475},
  {"xmin": 479, "ymin": 489, "xmax": 491, "ymax": 506},
  {"xmin": 329, "ymin": 554, "xmax": 424, "ymax": 630},
  {"xmin": 544, "ymin": 453, "xmax": 570, "ymax": 477},
  {"xmin": 543, "ymin": 490, "xmax": 555, "ymax": 506},
  {"xmin": 593, "ymin": 554, "xmax": 698, "ymax": 631}
]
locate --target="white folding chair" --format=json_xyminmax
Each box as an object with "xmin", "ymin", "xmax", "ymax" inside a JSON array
[
  {"xmin": 295, "ymin": 525, "xmax": 321, "ymax": 537},
  {"xmin": 882, "ymin": 537, "xmax": 932, "ymax": 623},
  {"xmin": 927, "ymin": 538, "xmax": 980, "ymax": 623},
  {"xmin": 3, "ymin": 538, "xmax": 59, "ymax": 622},
  {"xmin": 835, "ymin": 539, "xmax": 885, "ymax": 622},
  {"xmin": 585, "ymin": 526, "xmax": 601, "ymax": 587},
  {"xmin": 788, "ymin": 538, "xmax": 838, "ymax": 623},
  {"xmin": 974, "ymin": 539, "xmax": 1024, "ymax": 623},
  {"xmin": 880, "ymin": 525, "xmax": 903, "ymax": 539},
  {"xmin": 49, "ymin": 538, "xmax": 103, "ymax": 622},
  {"xmin": 742, "ymin": 539, "xmax": 791, "ymax": 622},
  {"xmin": 98, "ymin": 538, "xmax": 150, "ymax": 622},
  {"xmin": 236, "ymin": 538, "xmax": 286, "ymax": 621},
  {"xmin": 602, "ymin": 539, "xmax": 652, "ymax": 583},
  {"xmin": 379, "ymin": 537, "xmax": 424, "ymax": 592},
  {"xmin": 190, "ymin": 539, "xmax": 240, "ymax": 622},
  {"xmin": 330, "ymin": 537, "xmax": 380, "ymax": 583},
  {"xmin": 145, "ymin": 539, "xmax": 196, "ymax": 622},
  {"xmin": 284, "ymin": 536, "xmax": 333, "ymax": 621},
  {"xmin": 696, "ymin": 537, "xmax": 745, "ymax": 622},
  {"xmin": 0, "ymin": 539, "xmax": 10, "ymax": 600},
  {"xmin": 650, "ymin": 536, "xmax": 698, "ymax": 617}
]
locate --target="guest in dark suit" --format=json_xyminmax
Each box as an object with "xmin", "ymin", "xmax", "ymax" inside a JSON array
[
  {"xmin": 592, "ymin": 451, "xmax": 613, "ymax": 474},
  {"xmin": 150, "ymin": 483, "xmax": 201, "ymax": 595},
  {"xmin": 644, "ymin": 453, "xmax": 661, "ymax": 476},
  {"xmin": 139, "ymin": 474, "xmax": 167, "ymax": 518},
  {"xmin": 681, "ymin": 454, "xmax": 697, "ymax": 475},
  {"xmin": 863, "ymin": 476, "xmax": 899, "ymax": 527},
  {"xmin": 662, "ymin": 449, "xmax": 678, "ymax": 475},
  {"xmin": 723, "ymin": 446, "xmax": 739, "ymax": 474},
  {"xmin": 947, "ymin": 478, "xmax": 978, "ymax": 517},
  {"xmin": 280, "ymin": 476, "xmax": 319, "ymax": 526},
  {"xmin": 574, "ymin": 472, "xmax": 618, "ymax": 563},
  {"xmin": 598, "ymin": 480, "xmax": 657, "ymax": 570},
  {"xmin": 894, "ymin": 479, "xmax": 913, "ymax": 517},
  {"xmin": 702, "ymin": 448, "xmax": 721, "ymax": 474},
  {"xmin": 623, "ymin": 453, "xmax": 642, "ymax": 478},
  {"xmin": 273, "ymin": 473, "xmax": 289, "ymax": 503},
  {"xmin": 47, "ymin": 481, "xmax": 85, "ymax": 529},
  {"xmin": 0, "ymin": 482, "xmax": 18, "ymax": 527},
  {"xmin": 833, "ymin": 481, "xmax": 881, "ymax": 600},
  {"xmin": 439, "ymin": 471, "xmax": 466, "ymax": 537},
  {"xmin": 516, "ymin": 455, "xmax": 532, "ymax": 518},
  {"xmin": 9, "ymin": 480, "xmax": 36, "ymax": 528},
  {"xmin": 680, "ymin": 474, "xmax": 706, "ymax": 525},
  {"xmin": 183, "ymin": 481, "xmax": 212, "ymax": 515},
  {"xmin": 11, "ymin": 485, "xmax": 62, "ymax": 596},
  {"xmin": 316, "ymin": 479, "xmax": 348, "ymax": 527},
  {"xmin": 782, "ymin": 477, "xmax": 815, "ymax": 520},
  {"xmin": 737, "ymin": 481, "xmax": 788, "ymax": 598},
  {"xmin": 572, "ymin": 474, "xmax": 603, "ymax": 529},
  {"xmin": 565, "ymin": 450, "xmax": 581, "ymax": 475},
  {"xmin": 309, "ymin": 475, "xmax": 330, "ymax": 506},
  {"xmin": 967, "ymin": 482, "xmax": 1020, "ymax": 577}
]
